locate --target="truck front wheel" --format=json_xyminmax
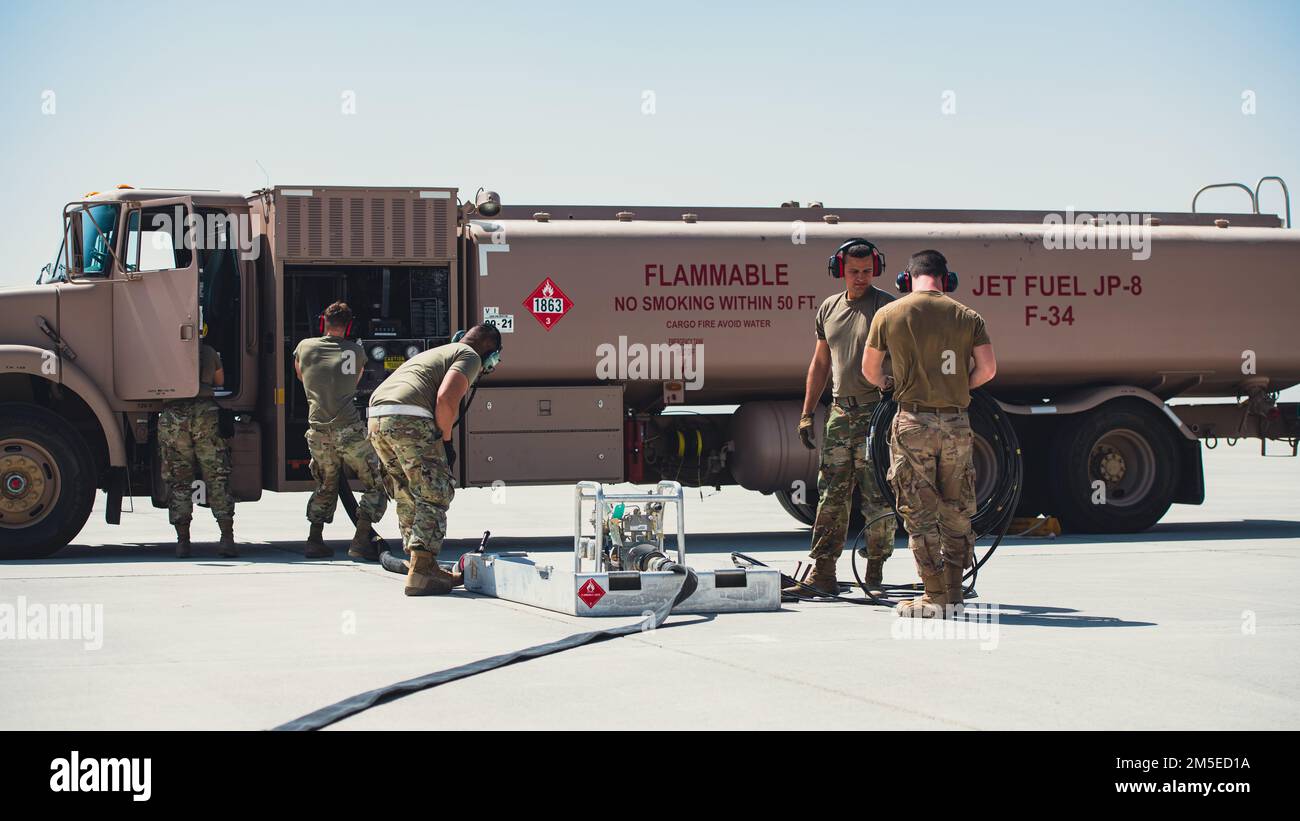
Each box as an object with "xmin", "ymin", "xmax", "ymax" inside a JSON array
[
  {"xmin": 1048, "ymin": 401, "xmax": 1179, "ymax": 533},
  {"xmin": 0, "ymin": 403, "xmax": 96, "ymax": 559}
]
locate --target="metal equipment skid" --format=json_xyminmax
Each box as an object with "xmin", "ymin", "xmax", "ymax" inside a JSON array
[{"xmin": 461, "ymin": 481, "xmax": 781, "ymax": 616}]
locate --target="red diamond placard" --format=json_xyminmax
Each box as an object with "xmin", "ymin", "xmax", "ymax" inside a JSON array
[
  {"xmin": 577, "ymin": 578, "xmax": 606, "ymax": 609},
  {"xmin": 523, "ymin": 276, "xmax": 573, "ymax": 331}
]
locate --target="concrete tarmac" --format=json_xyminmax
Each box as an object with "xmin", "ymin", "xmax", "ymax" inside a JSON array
[{"xmin": 1, "ymin": 444, "xmax": 1297, "ymax": 730}]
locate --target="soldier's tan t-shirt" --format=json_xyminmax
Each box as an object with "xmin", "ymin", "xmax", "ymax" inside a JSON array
[
  {"xmin": 815, "ymin": 287, "xmax": 895, "ymax": 400},
  {"xmin": 197, "ymin": 345, "xmax": 222, "ymax": 399},
  {"xmin": 368, "ymin": 342, "xmax": 482, "ymax": 414},
  {"xmin": 866, "ymin": 290, "xmax": 990, "ymax": 409},
  {"xmin": 293, "ymin": 335, "xmax": 364, "ymax": 429}
]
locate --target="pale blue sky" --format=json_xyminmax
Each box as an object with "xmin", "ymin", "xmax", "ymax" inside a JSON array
[{"xmin": 1, "ymin": 0, "xmax": 1297, "ymax": 288}]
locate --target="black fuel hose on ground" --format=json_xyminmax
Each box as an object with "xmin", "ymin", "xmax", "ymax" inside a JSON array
[
  {"xmin": 379, "ymin": 549, "xmax": 408, "ymax": 574},
  {"xmin": 730, "ymin": 551, "xmax": 881, "ymax": 605},
  {"xmin": 274, "ymin": 560, "xmax": 698, "ymax": 731}
]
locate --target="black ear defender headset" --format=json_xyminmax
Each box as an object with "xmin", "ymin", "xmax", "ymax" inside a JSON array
[
  {"xmin": 827, "ymin": 238, "xmax": 886, "ymax": 279},
  {"xmin": 317, "ymin": 314, "xmax": 354, "ymax": 336},
  {"xmin": 895, "ymin": 251, "xmax": 960, "ymax": 293},
  {"xmin": 452, "ymin": 329, "xmax": 503, "ymax": 375}
]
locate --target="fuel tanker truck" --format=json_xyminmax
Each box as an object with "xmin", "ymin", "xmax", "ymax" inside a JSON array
[{"xmin": 2, "ymin": 182, "xmax": 1297, "ymax": 558}]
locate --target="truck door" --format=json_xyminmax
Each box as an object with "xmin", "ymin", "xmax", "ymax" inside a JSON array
[{"xmin": 113, "ymin": 197, "xmax": 201, "ymax": 400}]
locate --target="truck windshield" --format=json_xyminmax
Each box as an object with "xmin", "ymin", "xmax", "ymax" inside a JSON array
[
  {"xmin": 72, "ymin": 204, "xmax": 121, "ymax": 277},
  {"xmin": 39, "ymin": 233, "xmax": 69, "ymax": 284}
]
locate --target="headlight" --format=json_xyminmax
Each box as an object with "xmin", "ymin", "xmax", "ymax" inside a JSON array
[
  {"xmin": 370, "ymin": 346, "xmax": 386, "ymax": 361},
  {"xmin": 406, "ymin": 345, "xmax": 421, "ymax": 359}
]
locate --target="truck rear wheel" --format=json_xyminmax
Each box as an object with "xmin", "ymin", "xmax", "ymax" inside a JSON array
[
  {"xmin": 1048, "ymin": 401, "xmax": 1179, "ymax": 533},
  {"xmin": 0, "ymin": 403, "xmax": 96, "ymax": 559}
]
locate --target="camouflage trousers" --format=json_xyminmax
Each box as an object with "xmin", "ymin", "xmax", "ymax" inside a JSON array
[
  {"xmin": 368, "ymin": 415, "xmax": 453, "ymax": 556},
  {"xmin": 809, "ymin": 402, "xmax": 895, "ymax": 562},
  {"xmin": 305, "ymin": 421, "xmax": 388, "ymax": 525},
  {"xmin": 886, "ymin": 409, "xmax": 977, "ymax": 577},
  {"xmin": 158, "ymin": 398, "xmax": 234, "ymax": 526}
]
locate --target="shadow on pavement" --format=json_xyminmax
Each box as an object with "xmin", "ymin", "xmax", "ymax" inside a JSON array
[
  {"xmin": 12, "ymin": 541, "xmax": 1155, "ymax": 629},
  {"xmin": 15, "ymin": 517, "xmax": 1297, "ymax": 568},
  {"xmin": 7, "ymin": 540, "xmax": 401, "ymax": 567},
  {"xmin": 955, "ymin": 602, "xmax": 1156, "ymax": 628},
  {"xmin": 1084, "ymin": 519, "xmax": 1300, "ymax": 543}
]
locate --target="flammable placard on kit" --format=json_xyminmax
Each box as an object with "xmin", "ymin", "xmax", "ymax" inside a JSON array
[{"xmin": 461, "ymin": 553, "xmax": 781, "ymax": 616}]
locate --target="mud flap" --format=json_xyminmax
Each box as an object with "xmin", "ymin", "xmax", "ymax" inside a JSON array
[
  {"xmin": 1174, "ymin": 436, "xmax": 1204, "ymax": 505},
  {"xmin": 105, "ymin": 466, "xmax": 127, "ymax": 524}
]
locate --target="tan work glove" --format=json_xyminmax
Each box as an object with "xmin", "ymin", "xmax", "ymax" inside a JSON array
[{"xmin": 798, "ymin": 413, "xmax": 816, "ymax": 450}]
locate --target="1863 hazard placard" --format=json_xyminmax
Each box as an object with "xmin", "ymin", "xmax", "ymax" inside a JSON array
[{"xmin": 523, "ymin": 277, "xmax": 573, "ymax": 331}]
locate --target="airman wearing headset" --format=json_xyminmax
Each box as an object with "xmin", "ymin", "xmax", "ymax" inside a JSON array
[
  {"xmin": 367, "ymin": 324, "xmax": 503, "ymax": 596},
  {"xmin": 863, "ymin": 249, "xmax": 997, "ymax": 618},
  {"xmin": 788, "ymin": 239, "xmax": 898, "ymax": 596}
]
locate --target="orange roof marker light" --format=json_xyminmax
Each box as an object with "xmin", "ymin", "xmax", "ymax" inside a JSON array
[
  {"xmin": 83, "ymin": 191, "xmax": 100, "ymax": 197},
  {"xmin": 116, "ymin": 184, "xmax": 134, "ymax": 189}
]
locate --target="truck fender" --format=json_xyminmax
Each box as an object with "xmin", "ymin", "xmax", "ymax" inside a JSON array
[
  {"xmin": 0, "ymin": 344, "xmax": 127, "ymax": 467},
  {"xmin": 995, "ymin": 385, "xmax": 1198, "ymax": 441}
]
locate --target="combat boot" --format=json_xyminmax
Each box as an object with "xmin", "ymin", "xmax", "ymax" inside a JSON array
[
  {"xmin": 347, "ymin": 518, "xmax": 378, "ymax": 561},
  {"xmin": 404, "ymin": 549, "xmax": 463, "ymax": 596},
  {"xmin": 304, "ymin": 522, "xmax": 332, "ymax": 559},
  {"xmin": 216, "ymin": 519, "xmax": 239, "ymax": 558},
  {"xmin": 894, "ymin": 569, "xmax": 949, "ymax": 618},
  {"xmin": 943, "ymin": 563, "xmax": 966, "ymax": 616},
  {"xmin": 863, "ymin": 556, "xmax": 886, "ymax": 595},
  {"xmin": 782, "ymin": 556, "xmax": 839, "ymax": 597},
  {"xmin": 175, "ymin": 524, "xmax": 191, "ymax": 559}
]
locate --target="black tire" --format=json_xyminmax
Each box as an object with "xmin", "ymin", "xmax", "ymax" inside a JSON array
[
  {"xmin": 774, "ymin": 486, "xmax": 871, "ymax": 533},
  {"xmin": 1009, "ymin": 418, "xmax": 1051, "ymax": 519},
  {"xmin": 1048, "ymin": 400, "xmax": 1179, "ymax": 533},
  {"xmin": 774, "ymin": 487, "xmax": 816, "ymax": 526},
  {"xmin": 0, "ymin": 403, "xmax": 97, "ymax": 559}
]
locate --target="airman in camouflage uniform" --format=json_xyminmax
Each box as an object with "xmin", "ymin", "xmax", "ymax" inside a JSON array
[
  {"xmin": 887, "ymin": 410, "xmax": 977, "ymax": 604},
  {"xmin": 809, "ymin": 401, "xmax": 895, "ymax": 575},
  {"xmin": 294, "ymin": 302, "xmax": 387, "ymax": 560},
  {"xmin": 303, "ymin": 423, "xmax": 388, "ymax": 557},
  {"xmin": 790, "ymin": 239, "xmax": 896, "ymax": 596},
  {"xmin": 160, "ymin": 342, "xmax": 236, "ymax": 558},
  {"xmin": 368, "ymin": 324, "xmax": 502, "ymax": 596},
  {"xmin": 864, "ymin": 249, "xmax": 997, "ymax": 617}
]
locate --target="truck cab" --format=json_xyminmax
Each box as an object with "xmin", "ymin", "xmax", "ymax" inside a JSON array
[{"xmin": 1, "ymin": 187, "xmax": 262, "ymax": 556}]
